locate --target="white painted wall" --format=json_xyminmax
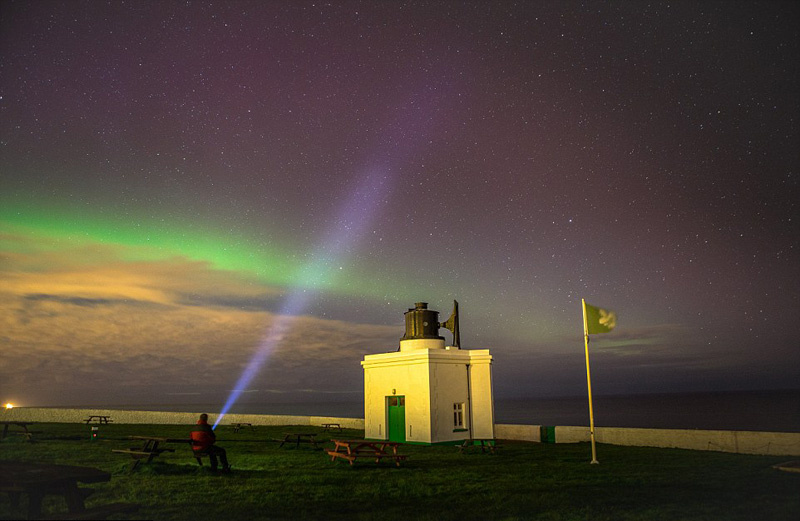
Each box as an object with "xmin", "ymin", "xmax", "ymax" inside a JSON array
[
  {"xmin": 429, "ymin": 360, "xmax": 470, "ymax": 443},
  {"xmin": 588, "ymin": 426, "xmax": 800, "ymax": 456},
  {"xmin": 5, "ymin": 407, "xmax": 798, "ymax": 456},
  {"xmin": 494, "ymin": 424, "xmax": 541, "ymax": 442},
  {"xmin": 362, "ymin": 352, "xmax": 433, "ymax": 442},
  {"xmin": 362, "ymin": 347, "xmax": 494, "ymax": 444},
  {"xmin": 467, "ymin": 352, "xmax": 494, "ymax": 439},
  {"xmin": 1, "ymin": 407, "xmax": 365, "ymax": 429},
  {"xmin": 492, "ymin": 424, "xmax": 800, "ymax": 456}
]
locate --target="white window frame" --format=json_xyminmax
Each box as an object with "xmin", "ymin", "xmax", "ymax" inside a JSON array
[{"xmin": 453, "ymin": 402, "xmax": 465, "ymax": 428}]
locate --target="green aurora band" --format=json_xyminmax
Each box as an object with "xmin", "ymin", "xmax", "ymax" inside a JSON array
[
  {"xmin": 0, "ymin": 200, "xmax": 421, "ymax": 304},
  {"xmin": 1, "ymin": 200, "xmax": 556, "ymax": 345}
]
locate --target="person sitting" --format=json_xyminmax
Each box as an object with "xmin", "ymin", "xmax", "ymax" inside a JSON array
[{"xmin": 191, "ymin": 413, "xmax": 231, "ymax": 472}]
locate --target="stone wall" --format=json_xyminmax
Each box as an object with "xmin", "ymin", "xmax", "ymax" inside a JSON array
[
  {"xmin": 5, "ymin": 407, "xmax": 798, "ymax": 456},
  {"xmin": 1, "ymin": 407, "xmax": 365, "ymax": 430},
  {"xmin": 547, "ymin": 425, "xmax": 800, "ymax": 456},
  {"xmin": 494, "ymin": 423, "xmax": 541, "ymax": 442}
]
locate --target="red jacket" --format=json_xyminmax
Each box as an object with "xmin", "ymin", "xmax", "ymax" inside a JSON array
[{"xmin": 191, "ymin": 419, "xmax": 216, "ymax": 451}]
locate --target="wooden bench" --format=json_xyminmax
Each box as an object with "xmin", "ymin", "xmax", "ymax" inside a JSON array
[
  {"xmin": 458, "ymin": 438, "xmax": 500, "ymax": 454},
  {"xmin": 321, "ymin": 423, "xmax": 342, "ymax": 432},
  {"xmin": 231, "ymin": 422, "xmax": 254, "ymax": 433},
  {"xmin": 5, "ymin": 485, "xmax": 101, "ymax": 513},
  {"xmin": 327, "ymin": 450, "xmax": 408, "ymax": 466},
  {"xmin": 0, "ymin": 461, "xmax": 113, "ymax": 519},
  {"xmin": 1, "ymin": 421, "xmax": 38, "ymax": 442},
  {"xmin": 111, "ymin": 448, "xmax": 175, "ymax": 470},
  {"xmin": 10, "ymin": 430, "xmax": 42, "ymax": 442},
  {"xmin": 82, "ymin": 416, "xmax": 113, "ymax": 424},
  {"xmin": 327, "ymin": 439, "xmax": 408, "ymax": 467},
  {"xmin": 112, "ymin": 436, "xmax": 184, "ymax": 471},
  {"xmin": 112, "ymin": 448, "xmax": 174, "ymax": 458},
  {"xmin": 189, "ymin": 449, "xmax": 212, "ymax": 466},
  {"xmin": 278, "ymin": 432, "xmax": 319, "ymax": 449},
  {"xmin": 45, "ymin": 502, "xmax": 139, "ymax": 520},
  {"xmin": 187, "ymin": 447, "xmax": 231, "ymax": 472}
]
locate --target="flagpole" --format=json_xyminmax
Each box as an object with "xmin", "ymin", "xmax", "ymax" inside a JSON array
[{"xmin": 582, "ymin": 298, "xmax": 599, "ymax": 464}]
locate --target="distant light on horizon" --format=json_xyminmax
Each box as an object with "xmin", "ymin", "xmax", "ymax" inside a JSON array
[{"xmin": 4, "ymin": 403, "xmax": 13, "ymax": 409}]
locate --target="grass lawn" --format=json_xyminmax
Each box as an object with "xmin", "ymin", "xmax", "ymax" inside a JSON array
[{"xmin": 1, "ymin": 422, "xmax": 798, "ymax": 520}]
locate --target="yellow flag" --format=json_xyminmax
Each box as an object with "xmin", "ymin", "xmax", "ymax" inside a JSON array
[{"xmin": 583, "ymin": 300, "xmax": 617, "ymax": 335}]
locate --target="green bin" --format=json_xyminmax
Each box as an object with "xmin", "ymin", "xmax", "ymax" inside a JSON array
[{"xmin": 540, "ymin": 426, "xmax": 555, "ymax": 443}]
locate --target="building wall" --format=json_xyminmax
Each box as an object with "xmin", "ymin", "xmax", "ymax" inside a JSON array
[
  {"xmin": 363, "ymin": 348, "xmax": 495, "ymax": 444},
  {"xmin": 467, "ymin": 352, "xmax": 495, "ymax": 439},
  {"xmin": 362, "ymin": 353, "xmax": 432, "ymax": 442},
  {"xmin": 429, "ymin": 360, "xmax": 470, "ymax": 443}
]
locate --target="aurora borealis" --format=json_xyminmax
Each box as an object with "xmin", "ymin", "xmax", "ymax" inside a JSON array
[{"xmin": 1, "ymin": 1, "xmax": 798, "ymax": 409}]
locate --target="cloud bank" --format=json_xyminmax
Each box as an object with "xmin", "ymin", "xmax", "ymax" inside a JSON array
[{"xmin": 0, "ymin": 234, "xmax": 398, "ymax": 406}]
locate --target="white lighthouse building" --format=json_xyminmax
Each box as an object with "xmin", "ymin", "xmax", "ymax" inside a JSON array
[{"xmin": 362, "ymin": 302, "xmax": 494, "ymax": 444}]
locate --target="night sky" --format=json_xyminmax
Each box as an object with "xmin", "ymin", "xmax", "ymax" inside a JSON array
[{"xmin": 1, "ymin": 1, "xmax": 797, "ymax": 408}]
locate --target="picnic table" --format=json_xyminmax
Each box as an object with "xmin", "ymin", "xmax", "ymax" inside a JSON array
[
  {"xmin": 82, "ymin": 415, "xmax": 113, "ymax": 424},
  {"xmin": 231, "ymin": 422, "xmax": 254, "ymax": 433},
  {"xmin": 0, "ymin": 421, "xmax": 37, "ymax": 441},
  {"xmin": 279, "ymin": 432, "xmax": 319, "ymax": 449},
  {"xmin": 112, "ymin": 436, "xmax": 189, "ymax": 470},
  {"xmin": 321, "ymin": 422, "xmax": 342, "ymax": 432},
  {"xmin": 327, "ymin": 439, "xmax": 408, "ymax": 467},
  {"xmin": 0, "ymin": 461, "xmax": 137, "ymax": 519},
  {"xmin": 458, "ymin": 438, "xmax": 500, "ymax": 454}
]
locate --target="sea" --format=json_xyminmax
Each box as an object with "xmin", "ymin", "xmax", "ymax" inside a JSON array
[{"xmin": 76, "ymin": 389, "xmax": 800, "ymax": 433}]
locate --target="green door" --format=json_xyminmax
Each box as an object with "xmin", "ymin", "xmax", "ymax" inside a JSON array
[{"xmin": 387, "ymin": 396, "xmax": 406, "ymax": 442}]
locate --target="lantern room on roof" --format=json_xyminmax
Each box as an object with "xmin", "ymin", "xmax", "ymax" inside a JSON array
[{"xmin": 362, "ymin": 302, "xmax": 495, "ymax": 445}]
